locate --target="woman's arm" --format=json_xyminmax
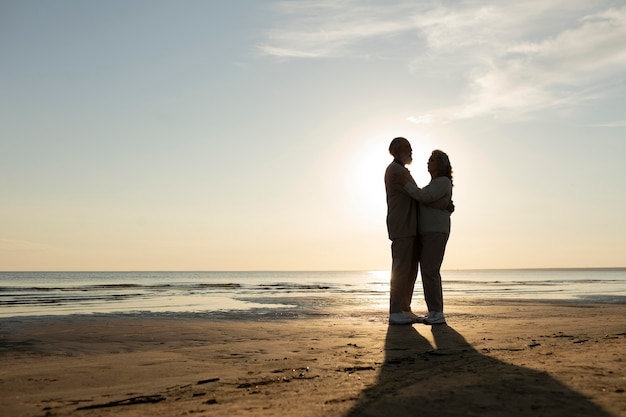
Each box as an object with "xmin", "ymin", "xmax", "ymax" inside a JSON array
[{"xmin": 403, "ymin": 177, "xmax": 451, "ymax": 204}]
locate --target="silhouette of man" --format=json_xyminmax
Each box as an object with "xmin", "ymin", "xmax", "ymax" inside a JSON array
[{"xmin": 384, "ymin": 137, "xmax": 421, "ymax": 325}]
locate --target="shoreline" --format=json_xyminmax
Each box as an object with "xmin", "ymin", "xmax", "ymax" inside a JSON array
[
  {"xmin": 3, "ymin": 295, "xmax": 626, "ymax": 322},
  {"xmin": 3, "ymin": 269, "xmax": 625, "ymax": 320},
  {"xmin": 3, "ymin": 294, "xmax": 626, "ymax": 322},
  {"xmin": 1, "ymin": 299, "xmax": 625, "ymax": 416}
]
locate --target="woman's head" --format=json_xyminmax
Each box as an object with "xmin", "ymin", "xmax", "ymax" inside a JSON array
[{"xmin": 428, "ymin": 150, "xmax": 453, "ymax": 184}]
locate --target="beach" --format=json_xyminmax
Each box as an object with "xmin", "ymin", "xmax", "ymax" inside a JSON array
[{"xmin": 1, "ymin": 299, "xmax": 625, "ymax": 417}]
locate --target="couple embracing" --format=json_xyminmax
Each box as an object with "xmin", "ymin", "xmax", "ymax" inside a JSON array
[{"xmin": 384, "ymin": 137, "xmax": 454, "ymax": 325}]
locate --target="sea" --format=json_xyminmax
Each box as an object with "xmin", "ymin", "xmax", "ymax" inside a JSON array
[{"xmin": 1, "ymin": 269, "xmax": 625, "ymax": 319}]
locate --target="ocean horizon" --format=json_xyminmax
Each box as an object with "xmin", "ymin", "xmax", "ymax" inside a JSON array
[{"xmin": 1, "ymin": 268, "xmax": 625, "ymax": 319}]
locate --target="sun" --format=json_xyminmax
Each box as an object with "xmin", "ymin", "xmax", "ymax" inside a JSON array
[
  {"xmin": 357, "ymin": 147, "xmax": 389, "ymax": 212},
  {"xmin": 342, "ymin": 140, "xmax": 392, "ymax": 223},
  {"xmin": 341, "ymin": 127, "xmax": 437, "ymax": 224}
]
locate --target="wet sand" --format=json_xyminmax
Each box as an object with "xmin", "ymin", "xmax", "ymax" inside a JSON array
[{"xmin": 1, "ymin": 299, "xmax": 625, "ymax": 417}]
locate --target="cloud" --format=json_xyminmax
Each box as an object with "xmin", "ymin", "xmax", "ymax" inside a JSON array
[
  {"xmin": 406, "ymin": 114, "xmax": 434, "ymax": 124},
  {"xmin": 258, "ymin": 1, "xmax": 418, "ymax": 58},
  {"xmin": 409, "ymin": 3, "xmax": 626, "ymax": 122},
  {"xmin": 586, "ymin": 119, "xmax": 626, "ymax": 127},
  {"xmin": 261, "ymin": 1, "xmax": 626, "ymax": 122}
]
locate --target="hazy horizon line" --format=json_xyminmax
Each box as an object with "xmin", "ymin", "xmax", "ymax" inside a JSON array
[{"xmin": 1, "ymin": 267, "xmax": 625, "ymax": 273}]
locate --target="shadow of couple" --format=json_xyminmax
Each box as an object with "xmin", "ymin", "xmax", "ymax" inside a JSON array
[{"xmin": 346, "ymin": 324, "xmax": 611, "ymax": 417}]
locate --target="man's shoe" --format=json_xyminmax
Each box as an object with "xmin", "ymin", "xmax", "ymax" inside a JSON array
[
  {"xmin": 403, "ymin": 311, "xmax": 426, "ymax": 323},
  {"xmin": 389, "ymin": 312, "xmax": 413, "ymax": 325},
  {"xmin": 424, "ymin": 311, "xmax": 446, "ymax": 325}
]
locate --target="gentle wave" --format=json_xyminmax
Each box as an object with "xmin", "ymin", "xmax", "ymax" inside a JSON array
[{"xmin": 1, "ymin": 270, "xmax": 625, "ymax": 318}]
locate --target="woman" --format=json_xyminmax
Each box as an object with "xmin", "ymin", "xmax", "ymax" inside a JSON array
[{"xmin": 401, "ymin": 149, "xmax": 453, "ymax": 325}]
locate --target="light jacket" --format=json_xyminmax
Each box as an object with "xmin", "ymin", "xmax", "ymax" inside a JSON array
[
  {"xmin": 384, "ymin": 161, "xmax": 418, "ymax": 239},
  {"xmin": 404, "ymin": 177, "xmax": 452, "ymax": 234}
]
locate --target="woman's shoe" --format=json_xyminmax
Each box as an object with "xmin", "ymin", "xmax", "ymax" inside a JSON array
[{"xmin": 424, "ymin": 311, "xmax": 446, "ymax": 325}]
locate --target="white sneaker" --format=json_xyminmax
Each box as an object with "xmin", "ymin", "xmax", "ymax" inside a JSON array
[
  {"xmin": 389, "ymin": 312, "xmax": 413, "ymax": 325},
  {"xmin": 403, "ymin": 311, "xmax": 426, "ymax": 323},
  {"xmin": 424, "ymin": 311, "xmax": 446, "ymax": 325}
]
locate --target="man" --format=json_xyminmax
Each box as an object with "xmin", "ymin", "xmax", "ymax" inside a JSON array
[{"xmin": 384, "ymin": 137, "xmax": 423, "ymax": 325}]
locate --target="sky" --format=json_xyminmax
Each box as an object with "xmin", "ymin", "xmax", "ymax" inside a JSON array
[{"xmin": 1, "ymin": 0, "xmax": 625, "ymax": 271}]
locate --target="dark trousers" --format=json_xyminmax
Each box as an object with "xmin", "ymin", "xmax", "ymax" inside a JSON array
[
  {"xmin": 389, "ymin": 236, "xmax": 420, "ymax": 314},
  {"xmin": 420, "ymin": 232, "xmax": 449, "ymax": 313}
]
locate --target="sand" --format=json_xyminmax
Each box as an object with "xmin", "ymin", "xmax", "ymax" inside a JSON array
[{"xmin": 1, "ymin": 300, "xmax": 625, "ymax": 417}]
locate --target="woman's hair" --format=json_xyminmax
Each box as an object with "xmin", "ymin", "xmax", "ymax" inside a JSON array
[{"xmin": 431, "ymin": 149, "xmax": 453, "ymax": 186}]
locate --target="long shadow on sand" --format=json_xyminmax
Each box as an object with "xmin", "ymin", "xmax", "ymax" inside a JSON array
[{"xmin": 346, "ymin": 324, "xmax": 612, "ymax": 417}]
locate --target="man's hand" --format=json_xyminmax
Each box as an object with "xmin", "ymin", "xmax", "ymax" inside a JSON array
[{"xmin": 447, "ymin": 200, "xmax": 455, "ymax": 213}]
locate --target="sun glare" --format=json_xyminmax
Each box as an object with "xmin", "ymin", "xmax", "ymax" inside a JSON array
[
  {"xmin": 343, "ymin": 132, "xmax": 434, "ymax": 218},
  {"xmin": 344, "ymin": 142, "xmax": 389, "ymax": 222}
]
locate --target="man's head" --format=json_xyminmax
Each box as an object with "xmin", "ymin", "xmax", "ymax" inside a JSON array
[{"xmin": 389, "ymin": 137, "xmax": 412, "ymax": 165}]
